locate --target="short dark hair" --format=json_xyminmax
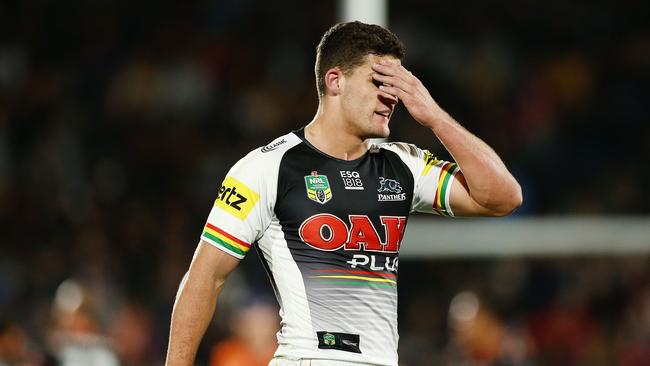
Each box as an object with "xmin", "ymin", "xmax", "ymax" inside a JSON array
[{"xmin": 315, "ymin": 21, "xmax": 405, "ymax": 97}]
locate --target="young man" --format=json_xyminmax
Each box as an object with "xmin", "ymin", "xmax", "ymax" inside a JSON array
[{"xmin": 165, "ymin": 21, "xmax": 522, "ymax": 366}]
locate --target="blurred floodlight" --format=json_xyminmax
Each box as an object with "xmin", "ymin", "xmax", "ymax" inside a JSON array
[
  {"xmin": 55, "ymin": 279, "xmax": 84, "ymax": 313},
  {"xmin": 449, "ymin": 291, "xmax": 480, "ymax": 323},
  {"xmin": 339, "ymin": 0, "xmax": 388, "ymax": 27}
]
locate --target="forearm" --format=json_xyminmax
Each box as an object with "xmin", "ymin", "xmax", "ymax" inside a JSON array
[
  {"xmin": 426, "ymin": 110, "xmax": 522, "ymax": 214},
  {"xmin": 369, "ymin": 60, "xmax": 521, "ymax": 214},
  {"xmin": 165, "ymin": 271, "xmax": 222, "ymax": 366}
]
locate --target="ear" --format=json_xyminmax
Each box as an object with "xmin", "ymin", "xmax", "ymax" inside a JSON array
[{"xmin": 324, "ymin": 67, "xmax": 344, "ymax": 96}]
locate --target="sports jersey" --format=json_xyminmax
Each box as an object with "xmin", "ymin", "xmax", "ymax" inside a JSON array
[{"xmin": 200, "ymin": 128, "xmax": 459, "ymax": 366}]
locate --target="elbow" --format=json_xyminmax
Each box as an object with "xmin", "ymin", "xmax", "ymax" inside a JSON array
[{"xmin": 491, "ymin": 181, "xmax": 523, "ymax": 217}]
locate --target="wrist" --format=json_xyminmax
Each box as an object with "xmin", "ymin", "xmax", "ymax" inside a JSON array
[{"xmin": 423, "ymin": 109, "xmax": 452, "ymax": 132}]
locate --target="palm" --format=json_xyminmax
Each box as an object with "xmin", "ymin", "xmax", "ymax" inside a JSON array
[{"xmin": 372, "ymin": 61, "xmax": 442, "ymax": 127}]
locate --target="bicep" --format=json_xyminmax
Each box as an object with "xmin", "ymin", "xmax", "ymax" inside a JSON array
[
  {"xmin": 448, "ymin": 171, "xmax": 497, "ymax": 217},
  {"xmin": 187, "ymin": 240, "xmax": 241, "ymax": 287}
]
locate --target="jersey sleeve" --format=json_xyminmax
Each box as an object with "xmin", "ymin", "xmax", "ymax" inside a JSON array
[
  {"xmin": 381, "ymin": 142, "xmax": 460, "ymax": 217},
  {"xmin": 412, "ymin": 148, "xmax": 460, "ymax": 217},
  {"xmin": 200, "ymin": 151, "xmax": 274, "ymax": 259}
]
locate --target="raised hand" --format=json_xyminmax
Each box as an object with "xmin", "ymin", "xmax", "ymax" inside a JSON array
[{"xmin": 371, "ymin": 60, "xmax": 446, "ymax": 128}]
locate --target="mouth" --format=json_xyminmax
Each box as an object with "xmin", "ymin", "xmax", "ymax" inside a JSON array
[{"xmin": 374, "ymin": 110, "xmax": 391, "ymax": 118}]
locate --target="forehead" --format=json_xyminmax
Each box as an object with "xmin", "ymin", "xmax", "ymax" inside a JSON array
[
  {"xmin": 367, "ymin": 53, "xmax": 400, "ymax": 65},
  {"xmin": 352, "ymin": 54, "xmax": 401, "ymax": 74}
]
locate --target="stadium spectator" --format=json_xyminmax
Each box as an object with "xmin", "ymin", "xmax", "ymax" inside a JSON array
[{"xmin": 209, "ymin": 302, "xmax": 279, "ymax": 366}]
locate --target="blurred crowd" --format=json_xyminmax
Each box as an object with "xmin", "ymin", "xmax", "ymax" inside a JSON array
[
  {"xmin": 398, "ymin": 257, "xmax": 650, "ymax": 366},
  {"xmin": 0, "ymin": 0, "xmax": 648, "ymax": 365},
  {"xmin": 2, "ymin": 257, "xmax": 649, "ymax": 366}
]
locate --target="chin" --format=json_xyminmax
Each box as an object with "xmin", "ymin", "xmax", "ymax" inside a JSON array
[
  {"xmin": 378, "ymin": 120, "xmax": 391, "ymax": 137},
  {"xmin": 366, "ymin": 126, "xmax": 390, "ymax": 139}
]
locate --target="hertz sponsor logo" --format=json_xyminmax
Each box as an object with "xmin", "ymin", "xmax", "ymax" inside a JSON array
[{"xmin": 214, "ymin": 176, "xmax": 259, "ymax": 219}]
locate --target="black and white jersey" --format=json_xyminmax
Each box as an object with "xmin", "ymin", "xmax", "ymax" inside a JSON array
[{"xmin": 200, "ymin": 128, "xmax": 459, "ymax": 365}]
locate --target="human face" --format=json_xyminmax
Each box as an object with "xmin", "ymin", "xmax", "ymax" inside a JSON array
[{"xmin": 339, "ymin": 54, "xmax": 400, "ymax": 139}]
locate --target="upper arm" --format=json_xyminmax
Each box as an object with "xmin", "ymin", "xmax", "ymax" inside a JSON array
[
  {"xmin": 382, "ymin": 142, "xmax": 497, "ymax": 217},
  {"xmin": 199, "ymin": 149, "xmax": 276, "ymax": 260},
  {"xmin": 187, "ymin": 240, "xmax": 242, "ymax": 286},
  {"xmin": 447, "ymin": 171, "xmax": 500, "ymax": 217}
]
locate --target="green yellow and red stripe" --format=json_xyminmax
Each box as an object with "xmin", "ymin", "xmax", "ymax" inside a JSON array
[
  {"xmin": 312, "ymin": 269, "xmax": 396, "ymax": 278},
  {"xmin": 310, "ymin": 269, "xmax": 397, "ymax": 288},
  {"xmin": 433, "ymin": 162, "xmax": 459, "ymax": 217},
  {"xmin": 201, "ymin": 223, "xmax": 251, "ymax": 258}
]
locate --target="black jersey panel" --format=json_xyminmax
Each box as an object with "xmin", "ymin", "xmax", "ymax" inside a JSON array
[
  {"xmin": 272, "ymin": 131, "xmax": 416, "ymax": 355},
  {"xmin": 275, "ymin": 141, "xmax": 413, "ymax": 265}
]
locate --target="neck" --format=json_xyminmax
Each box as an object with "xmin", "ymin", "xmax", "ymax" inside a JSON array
[{"xmin": 304, "ymin": 103, "xmax": 369, "ymax": 161}]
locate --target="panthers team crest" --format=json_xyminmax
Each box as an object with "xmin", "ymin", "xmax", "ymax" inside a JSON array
[
  {"xmin": 304, "ymin": 171, "xmax": 332, "ymax": 204},
  {"xmin": 377, "ymin": 177, "xmax": 406, "ymax": 201}
]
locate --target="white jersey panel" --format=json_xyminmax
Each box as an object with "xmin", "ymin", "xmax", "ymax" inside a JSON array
[
  {"xmin": 257, "ymin": 217, "xmax": 318, "ymax": 357},
  {"xmin": 200, "ymin": 133, "xmax": 302, "ymax": 258},
  {"xmin": 377, "ymin": 142, "xmax": 460, "ymax": 217}
]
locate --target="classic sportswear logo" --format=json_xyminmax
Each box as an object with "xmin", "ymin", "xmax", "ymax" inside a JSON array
[
  {"xmin": 215, "ymin": 176, "xmax": 260, "ymax": 220},
  {"xmin": 260, "ymin": 139, "xmax": 286, "ymax": 153},
  {"xmin": 377, "ymin": 177, "xmax": 406, "ymax": 201}
]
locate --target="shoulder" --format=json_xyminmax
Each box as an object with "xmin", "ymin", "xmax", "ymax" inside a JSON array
[
  {"xmin": 374, "ymin": 141, "xmax": 422, "ymax": 158},
  {"xmin": 374, "ymin": 141, "xmax": 439, "ymax": 178},
  {"xmin": 373, "ymin": 141, "xmax": 434, "ymax": 165},
  {"xmin": 232, "ymin": 132, "xmax": 303, "ymax": 173},
  {"xmin": 221, "ymin": 132, "xmax": 302, "ymax": 213}
]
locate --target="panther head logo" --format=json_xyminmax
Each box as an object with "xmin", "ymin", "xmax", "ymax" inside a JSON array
[{"xmin": 377, "ymin": 177, "xmax": 402, "ymax": 193}]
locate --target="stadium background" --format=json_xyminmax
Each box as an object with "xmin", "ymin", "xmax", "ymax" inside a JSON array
[{"xmin": 0, "ymin": 0, "xmax": 649, "ymax": 365}]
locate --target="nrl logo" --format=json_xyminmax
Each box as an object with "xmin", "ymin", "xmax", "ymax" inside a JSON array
[
  {"xmin": 377, "ymin": 177, "xmax": 406, "ymax": 202},
  {"xmin": 304, "ymin": 171, "xmax": 332, "ymax": 204}
]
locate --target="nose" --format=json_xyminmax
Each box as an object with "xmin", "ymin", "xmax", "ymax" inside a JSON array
[{"xmin": 378, "ymin": 93, "xmax": 399, "ymax": 109}]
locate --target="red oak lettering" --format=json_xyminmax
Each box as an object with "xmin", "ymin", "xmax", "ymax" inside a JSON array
[
  {"xmin": 298, "ymin": 214, "xmax": 348, "ymax": 250},
  {"xmin": 347, "ymin": 215, "xmax": 383, "ymax": 251},
  {"xmin": 299, "ymin": 213, "xmax": 406, "ymax": 252},
  {"xmin": 380, "ymin": 216, "xmax": 407, "ymax": 252}
]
